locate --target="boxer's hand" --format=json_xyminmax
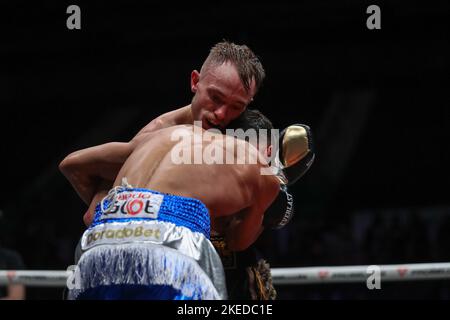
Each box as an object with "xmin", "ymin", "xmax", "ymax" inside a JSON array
[
  {"xmin": 274, "ymin": 124, "xmax": 315, "ymax": 186},
  {"xmin": 83, "ymin": 188, "xmax": 109, "ymax": 226},
  {"xmin": 263, "ymin": 124, "xmax": 314, "ymax": 229}
]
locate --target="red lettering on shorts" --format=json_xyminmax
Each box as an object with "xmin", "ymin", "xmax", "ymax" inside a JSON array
[{"xmin": 127, "ymin": 199, "xmax": 144, "ymax": 215}]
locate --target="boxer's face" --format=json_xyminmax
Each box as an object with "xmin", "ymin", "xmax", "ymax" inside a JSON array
[{"xmin": 190, "ymin": 62, "xmax": 256, "ymax": 130}]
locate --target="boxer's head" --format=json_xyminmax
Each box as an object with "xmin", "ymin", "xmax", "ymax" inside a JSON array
[
  {"xmin": 190, "ymin": 41, "xmax": 265, "ymax": 130},
  {"xmin": 224, "ymin": 108, "xmax": 274, "ymax": 161}
]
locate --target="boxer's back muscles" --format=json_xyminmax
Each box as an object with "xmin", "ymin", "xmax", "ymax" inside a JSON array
[
  {"xmin": 61, "ymin": 124, "xmax": 279, "ymax": 251},
  {"xmin": 117, "ymin": 125, "xmax": 279, "ymax": 250}
]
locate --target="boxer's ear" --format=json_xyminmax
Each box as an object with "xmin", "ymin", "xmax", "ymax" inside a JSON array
[
  {"xmin": 266, "ymin": 145, "xmax": 272, "ymax": 158},
  {"xmin": 191, "ymin": 70, "xmax": 200, "ymax": 93}
]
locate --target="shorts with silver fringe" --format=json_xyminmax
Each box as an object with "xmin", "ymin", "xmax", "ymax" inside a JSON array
[{"xmin": 68, "ymin": 186, "xmax": 227, "ymax": 300}]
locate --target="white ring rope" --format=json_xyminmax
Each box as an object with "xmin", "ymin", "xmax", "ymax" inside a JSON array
[
  {"xmin": 0, "ymin": 270, "xmax": 68, "ymax": 287},
  {"xmin": 2, "ymin": 263, "xmax": 450, "ymax": 287},
  {"xmin": 271, "ymin": 262, "xmax": 450, "ymax": 285}
]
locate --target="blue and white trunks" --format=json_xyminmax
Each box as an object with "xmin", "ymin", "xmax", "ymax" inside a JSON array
[{"xmin": 68, "ymin": 184, "xmax": 227, "ymax": 300}]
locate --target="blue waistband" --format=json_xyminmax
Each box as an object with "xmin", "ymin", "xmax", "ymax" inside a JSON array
[{"xmin": 90, "ymin": 188, "xmax": 210, "ymax": 239}]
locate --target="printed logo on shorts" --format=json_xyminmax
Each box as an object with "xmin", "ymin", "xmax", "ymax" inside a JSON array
[
  {"xmin": 81, "ymin": 221, "xmax": 167, "ymax": 250},
  {"xmin": 101, "ymin": 191, "xmax": 164, "ymax": 220}
]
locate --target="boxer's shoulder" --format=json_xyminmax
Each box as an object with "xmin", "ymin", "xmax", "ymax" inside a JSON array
[
  {"xmin": 138, "ymin": 105, "xmax": 191, "ymax": 136},
  {"xmin": 161, "ymin": 105, "xmax": 192, "ymax": 126}
]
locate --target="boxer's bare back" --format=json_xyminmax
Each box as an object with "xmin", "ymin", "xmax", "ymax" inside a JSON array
[{"xmin": 83, "ymin": 125, "xmax": 279, "ymax": 249}]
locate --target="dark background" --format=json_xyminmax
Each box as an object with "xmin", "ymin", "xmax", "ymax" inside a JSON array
[{"xmin": 1, "ymin": 1, "xmax": 449, "ymax": 299}]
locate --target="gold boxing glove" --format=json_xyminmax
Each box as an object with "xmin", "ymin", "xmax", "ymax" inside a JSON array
[{"xmin": 274, "ymin": 124, "xmax": 315, "ymax": 186}]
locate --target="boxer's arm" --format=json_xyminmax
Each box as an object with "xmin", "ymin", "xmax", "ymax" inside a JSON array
[
  {"xmin": 59, "ymin": 142, "xmax": 135, "ymax": 205},
  {"xmin": 226, "ymin": 171, "xmax": 280, "ymax": 251},
  {"xmin": 225, "ymin": 207, "xmax": 263, "ymax": 252}
]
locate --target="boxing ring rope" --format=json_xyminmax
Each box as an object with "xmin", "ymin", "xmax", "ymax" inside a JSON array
[
  {"xmin": 2, "ymin": 262, "xmax": 450, "ymax": 287},
  {"xmin": 270, "ymin": 262, "xmax": 450, "ymax": 285},
  {"xmin": 0, "ymin": 270, "xmax": 68, "ymax": 287}
]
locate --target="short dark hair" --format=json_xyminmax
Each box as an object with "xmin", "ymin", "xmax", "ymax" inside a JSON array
[
  {"xmin": 224, "ymin": 108, "xmax": 274, "ymax": 146},
  {"xmin": 202, "ymin": 41, "xmax": 265, "ymax": 93}
]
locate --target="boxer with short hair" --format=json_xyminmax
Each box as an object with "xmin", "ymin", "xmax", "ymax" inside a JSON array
[
  {"xmin": 62, "ymin": 40, "xmax": 315, "ymax": 299},
  {"xmin": 135, "ymin": 41, "xmax": 265, "ymax": 135}
]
